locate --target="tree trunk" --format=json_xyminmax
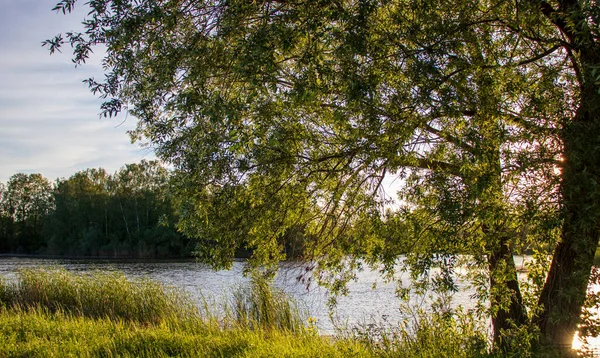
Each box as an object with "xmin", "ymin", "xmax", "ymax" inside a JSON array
[
  {"xmin": 474, "ymin": 145, "xmax": 528, "ymax": 347},
  {"xmin": 535, "ymin": 132, "xmax": 600, "ymax": 353},
  {"xmin": 119, "ymin": 199, "xmax": 131, "ymax": 243},
  {"xmin": 135, "ymin": 196, "xmax": 140, "ymax": 233},
  {"xmin": 470, "ymin": 65, "xmax": 528, "ymax": 347},
  {"xmin": 535, "ymin": 53, "xmax": 600, "ymax": 354},
  {"xmin": 489, "ymin": 239, "xmax": 528, "ymax": 345}
]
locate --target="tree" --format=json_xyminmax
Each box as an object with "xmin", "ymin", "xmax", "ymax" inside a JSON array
[
  {"xmin": 2, "ymin": 173, "xmax": 53, "ymax": 253},
  {"xmin": 48, "ymin": 168, "xmax": 112, "ymax": 255},
  {"xmin": 46, "ymin": 0, "xmax": 600, "ymax": 353},
  {"xmin": 112, "ymin": 160, "xmax": 184, "ymax": 257},
  {"xmin": 47, "ymin": 162, "xmax": 187, "ymax": 257},
  {"xmin": 0, "ymin": 182, "xmax": 12, "ymax": 253}
]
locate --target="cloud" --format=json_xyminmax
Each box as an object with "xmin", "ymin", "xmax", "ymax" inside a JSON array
[{"xmin": 0, "ymin": 0, "xmax": 154, "ymax": 183}]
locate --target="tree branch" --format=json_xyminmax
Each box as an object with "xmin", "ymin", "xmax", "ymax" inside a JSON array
[
  {"xmin": 539, "ymin": 1, "xmax": 576, "ymax": 44},
  {"xmin": 422, "ymin": 122, "xmax": 475, "ymax": 153}
]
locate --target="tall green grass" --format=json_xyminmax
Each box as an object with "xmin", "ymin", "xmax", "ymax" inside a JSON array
[
  {"xmin": 0, "ymin": 306, "xmax": 372, "ymax": 357},
  {"xmin": 0, "ymin": 268, "xmax": 506, "ymax": 357},
  {"xmin": 0, "ymin": 269, "xmax": 372, "ymax": 357},
  {"xmin": 0, "ymin": 268, "xmax": 198, "ymax": 324},
  {"xmin": 227, "ymin": 271, "xmax": 304, "ymax": 332},
  {"xmin": 346, "ymin": 308, "xmax": 490, "ymax": 358}
]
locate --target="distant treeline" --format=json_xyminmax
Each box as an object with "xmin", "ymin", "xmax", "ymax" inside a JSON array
[{"xmin": 0, "ymin": 161, "xmax": 192, "ymax": 258}]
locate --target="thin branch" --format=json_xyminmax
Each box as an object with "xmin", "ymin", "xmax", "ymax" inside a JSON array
[
  {"xmin": 515, "ymin": 44, "xmax": 561, "ymax": 66},
  {"xmin": 422, "ymin": 122, "xmax": 475, "ymax": 153}
]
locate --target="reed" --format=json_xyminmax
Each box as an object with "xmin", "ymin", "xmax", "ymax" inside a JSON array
[
  {"xmin": 227, "ymin": 271, "xmax": 305, "ymax": 332},
  {"xmin": 0, "ymin": 268, "xmax": 198, "ymax": 325},
  {"xmin": 347, "ymin": 308, "xmax": 489, "ymax": 358}
]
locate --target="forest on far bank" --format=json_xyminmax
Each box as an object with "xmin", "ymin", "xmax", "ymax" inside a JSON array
[
  {"xmin": 0, "ymin": 160, "xmax": 190, "ymax": 258},
  {"xmin": 0, "ymin": 160, "xmax": 305, "ymax": 259}
]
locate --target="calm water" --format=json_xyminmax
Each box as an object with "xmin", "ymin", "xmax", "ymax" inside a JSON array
[
  {"xmin": 0, "ymin": 257, "xmax": 597, "ymax": 351},
  {"xmin": 0, "ymin": 257, "xmax": 474, "ymax": 333}
]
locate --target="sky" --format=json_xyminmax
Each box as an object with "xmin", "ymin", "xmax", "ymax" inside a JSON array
[
  {"xmin": 0, "ymin": 0, "xmax": 405, "ymax": 199},
  {"xmin": 0, "ymin": 0, "xmax": 154, "ymax": 183}
]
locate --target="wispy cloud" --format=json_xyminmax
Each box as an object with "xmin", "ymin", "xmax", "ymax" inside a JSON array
[{"xmin": 0, "ymin": 0, "xmax": 154, "ymax": 182}]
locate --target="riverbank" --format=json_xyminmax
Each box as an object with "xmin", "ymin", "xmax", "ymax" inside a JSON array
[
  {"xmin": 0, "ymin": 268, "xmax": 488, "ymax": 357},
  {"xmin": 0, "ymin": 249, "xmax": 254, "ymax": 261}
]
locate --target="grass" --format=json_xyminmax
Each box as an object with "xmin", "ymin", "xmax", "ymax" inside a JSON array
[
  {"xmin": 346, "ymin": 308, "xmax": 490, "ymax": 358},
  {"xmin": 0, "ymin": 268, "xmax": 500, "ymax": 357},
  {"xmin": 228, "ymin": 271, "xmax": 304, "ymax": 332},
  {"xmin": 0, "ymin": 307, "xmax": 371, "ymax": 357},
  {"xmin": 0, "ymin": 268, "xmax": 197, "ymax": 325},
  {"xmin": 0, "ymin": 268, "xmax": 372, "ymax": 357}
]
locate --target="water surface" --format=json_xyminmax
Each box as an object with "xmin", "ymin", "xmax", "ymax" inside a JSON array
[{"xmin": 0, "ymin": 257, "xmax": 597, "ymax": 352}]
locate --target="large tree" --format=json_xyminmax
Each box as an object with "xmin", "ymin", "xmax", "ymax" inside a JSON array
[{"xmin": 46, "ymin": 0, "xmax": 600, "ymax": 354}]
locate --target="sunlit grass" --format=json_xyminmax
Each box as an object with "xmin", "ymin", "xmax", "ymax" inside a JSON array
[
  {"xmin": 226, "ymin": 271, "xmax": 305, "ymax": 332},
  {"xmin": 0, "ymin": 268, "xmax": 197, "ymax": 325},
  {"xmin": 0, "ymin": 268, "xmax": 372, "ymax": 357},
  {"xmin": 0, "ymin": 306, "xmax": 371, "ymax": 357},
  {"xmin": 0, "ymin": 268, "xmax": 505, "ymax": 357}
]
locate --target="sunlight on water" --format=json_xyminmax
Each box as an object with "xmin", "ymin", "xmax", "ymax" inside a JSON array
[
  {"xmin": 572, "ymin": 331, "xmax": 583, "ymax": 351},
  {"xmin": 572, "ymin": 326, "xmax": 600, "ymax": 354}
]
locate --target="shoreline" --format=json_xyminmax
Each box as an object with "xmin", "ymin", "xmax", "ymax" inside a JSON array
[{"xmin": 0, "ymin": 253, "xmax": 197, "ymax": 262}]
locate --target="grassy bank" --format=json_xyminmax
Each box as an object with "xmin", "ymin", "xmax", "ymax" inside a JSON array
[
  {"xmin": 0, "ymin": 268, "xmax": 490, "ymax": 357},
  {"xmin": 0, "ymin": 268, "xmax": 370, "ymax": 357},
  {"xmin": 0, "ymin": 307, "xmax": 371, "ymax": 357}
]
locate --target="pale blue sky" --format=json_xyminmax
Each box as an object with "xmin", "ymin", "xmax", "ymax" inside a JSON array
[{"xmin": 0, "ymin": 0, "xmax": 153, "ymax": 182}]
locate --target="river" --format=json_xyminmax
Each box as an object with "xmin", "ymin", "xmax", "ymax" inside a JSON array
[{"xmin": 0, "ymin": 257, "xmax": 597, "ymax": 353}]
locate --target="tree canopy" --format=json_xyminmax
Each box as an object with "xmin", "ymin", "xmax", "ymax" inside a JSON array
[
  {"xmin": 46, "ymin": 0, "xmax": 600, "ymax": 354},
  {"xmin": 0, "ymin": 161, "xmax": 192, "ymax": 258}
]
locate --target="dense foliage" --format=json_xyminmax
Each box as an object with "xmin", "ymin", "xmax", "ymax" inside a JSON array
[
  {"xmin": 44, "ymin": 0, "xmax": 600, "ymax": 354},
  {"xmin": 0, "ymin": 161, "xmax": 192, "ymax": 258},
  {"xmin": 0, "ymin": 161, "xmax": 307, "ymax": 258}
]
